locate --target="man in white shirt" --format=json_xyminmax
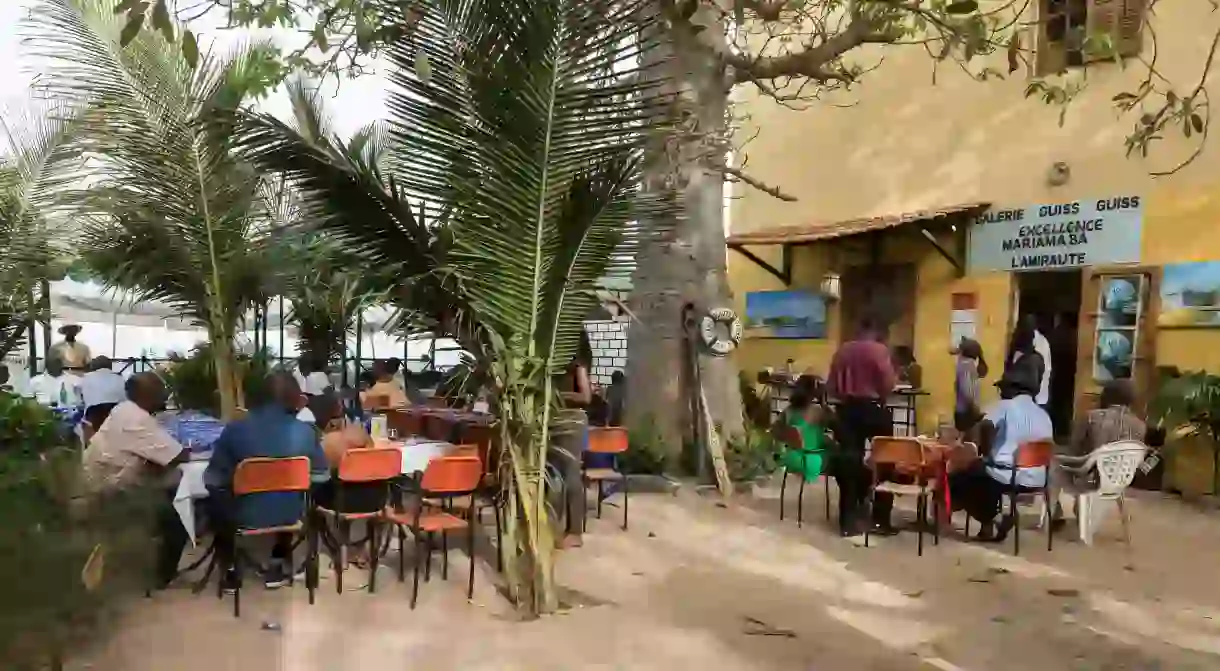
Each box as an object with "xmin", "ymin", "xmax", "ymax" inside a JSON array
[
  {"xmin": 293, "ymin": 355, "xmax": 332, "ymax": 396},
  {"xmin": 82, "ymin": 372, "xmax": 189, "ymax": 588},
  {"xmin": 950, "ymin": 366, "xmax": 1054, "ymax": 542},
  {"xmin": 28, "ymin": 357, "xmax": 82, "ymax": 407},
  {"xmin": 81, "ymin": 356, "xmax": 127, "ymax": 428}
]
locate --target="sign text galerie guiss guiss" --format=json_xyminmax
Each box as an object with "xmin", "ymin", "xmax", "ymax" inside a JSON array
[{"xmin": 968, "ymin": 196, "xmax": 1143, "ymax": 272}]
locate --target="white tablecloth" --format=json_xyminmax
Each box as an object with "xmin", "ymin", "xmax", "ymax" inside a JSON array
[
  {"xmin": 172, "ymin": 440, "xmax": 454, "ymax": 544},
  {"xmin": 174, "ymin": 459, "xmax": 211, "ymax": 545}
]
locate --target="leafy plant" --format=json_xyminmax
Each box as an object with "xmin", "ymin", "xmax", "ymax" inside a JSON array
[
  {"xmin": 162, "ymin": 343, "xmax": 274, "ymax": 416},
  {"xmin": 0, "ymin": 391, "xmax": 156, "ymax": 669},
  {"xmin": 232, "ymin": 0, "xmax": 672, "ymax": 615},
  {"xmin": 723, "ymin": 427, "xmax": 782, "ymax": 483},
  {"xmin": 620, "ymin": 415, "xmax": 671, "ymax": 475},
  {"xmin": 27, "ymin": 0, "xmax": 286, "ymax": 420},
  {"xmin": 1149, "ymin": 369, "xmax": 1220, "ymax": 493}
]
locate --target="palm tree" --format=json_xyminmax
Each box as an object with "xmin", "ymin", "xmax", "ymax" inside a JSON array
[
  {"xmin": 23, "ymin": 0, "xmax": 283, "ymax": 419},
  {"xmin": 235, "ymin": 0, "xmax": 672, "ymax": 612},
  {"xmin": 0, "ymin": 111, "xmax": 81, "ymax": 363}
]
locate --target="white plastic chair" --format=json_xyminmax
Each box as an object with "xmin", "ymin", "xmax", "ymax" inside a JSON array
[{"xmin": 1055, "ymin": 440, "xmax": 1148, "ymax": 546}]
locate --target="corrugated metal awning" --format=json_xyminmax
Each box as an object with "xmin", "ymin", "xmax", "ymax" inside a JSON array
[{"xmin": 726, "ymin": 201, "xmax": 990, "ymax": 246}]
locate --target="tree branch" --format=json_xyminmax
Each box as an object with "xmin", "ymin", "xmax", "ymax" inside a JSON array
[{"xmin": 717, "ymin": 165, "xmax": 797, "ymax": 201}]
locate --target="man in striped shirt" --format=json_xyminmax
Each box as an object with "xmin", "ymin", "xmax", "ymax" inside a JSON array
[{"xmin": 951, "ymin": 366, "xmax": 1053, "ymax": 542}]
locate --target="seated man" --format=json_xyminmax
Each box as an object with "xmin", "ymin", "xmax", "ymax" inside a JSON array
[
  {"xmin": 1050, "ymin": 379, "xmax": 1149, "ymax": 526},
  {"xmin": 204, "ymin": 372, "xmax": 330, "ymax": 591},
  {"xmin": 81, "ymin": 372, "xmax": 189, "ymax": 588},
  {"xmin": 949, "ymin": 366, "xmax": 1053, "ymax": 542},
  {"xmin": 360, "ymin": 360, "xmax": 409, "ymax": 409},
  {"xmin": 29, "ymin": 356, "xmax": 82, "ymax": 407},
  {"xmin": 81, "ymin": 356, "xmax": 126, "ymax": 429}
]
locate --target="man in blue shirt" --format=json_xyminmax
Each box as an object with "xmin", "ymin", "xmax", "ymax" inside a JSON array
[
  {"xmin": 205, "ymin": 371, "xmax": 329, "ymax": 590},
  {"xmin": 950, "ymin": 366, "xmax": 1053, "ymax": 542}
]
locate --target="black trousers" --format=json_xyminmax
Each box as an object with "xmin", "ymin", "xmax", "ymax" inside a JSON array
[
  {"xmin": 948, "ymin": 461, "xmax": 1005, "ymax": 526},
  {"xmin": 833, "ymin": 398, "xmax": 893, "ymax": 531},
  {"xmin": 156, "ymin": 487, "xmax": 191, "ymax": 588},
  {"xmin": 84, "ymin": 403, "xmax": 117, "ymax": 430}
]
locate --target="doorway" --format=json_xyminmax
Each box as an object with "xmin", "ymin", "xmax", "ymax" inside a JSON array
[{"xmin": 1015, "ymin": 269, "xmax": 1083, "ymax": 437}]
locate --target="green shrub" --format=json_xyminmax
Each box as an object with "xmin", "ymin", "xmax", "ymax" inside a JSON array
[
  {"xmin": 162, "ymin": 342, "xmax": 273, "ymax": 415},
  {"xmin": 0, "ymin": 393, "xmax": 157, "ymax": 669},
  {"xmin": 619, "ymin": 415, "xmax": 670, "ymax": 475},
  {"xmin": 724, "ymin": 427, "xmax": 783, "ymax": 482}
]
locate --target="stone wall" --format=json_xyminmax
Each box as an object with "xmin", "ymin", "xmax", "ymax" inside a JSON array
[{"xmin": 583, "ymin": 318, "xmax": 629, "ymax": 386}]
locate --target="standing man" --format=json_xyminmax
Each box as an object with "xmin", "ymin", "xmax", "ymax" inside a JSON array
[
  {"xmin": 81, "ymin": 356, "xmax": 127, "ymax": 429},
  {"xmin": 50, "ymin": 323, "xmax": 92, "ymax": 373},
  {"xmin": 826, "ymin": 317, "xmax": 898, "ymax": 537}
]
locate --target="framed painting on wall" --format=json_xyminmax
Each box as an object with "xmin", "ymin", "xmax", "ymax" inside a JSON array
[
  {"xmin": 1159, "ymin": 261, "xmax": 1220, "ymax": 328},
  {"xmin": 743, "ymin": 290, "xmax": 827, "ymax": 339}
]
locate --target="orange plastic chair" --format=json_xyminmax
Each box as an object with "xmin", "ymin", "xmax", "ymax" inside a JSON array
[
  {"xmin": 995, "ymin": 439, "xmax": 1056, "ymax": 555},
  {"xmin": 382, "ymin": 455, "xmax": 483, "ymax": 609},
  {"xmin": 228, "ymin": 457, "xmax": 315, "ymax": 616},
  {"xmin": 866, "ymin": 437, "xmax": 942, "ymax": 556},
  {"xmin": 584, "ymin": 426, "xmax": 630, "ymax": 531},
  {"xmin": 316, "ymin": 447, "xmax": 402, "ymax": 594}
]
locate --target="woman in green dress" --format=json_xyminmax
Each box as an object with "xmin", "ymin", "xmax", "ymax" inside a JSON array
[{"xmin": 773, "ymin": 375, "xmax": 827, "ymax": 479}]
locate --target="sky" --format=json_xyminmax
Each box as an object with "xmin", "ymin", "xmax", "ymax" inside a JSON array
[{"xmin": 0, "ymin": 0, "xmax": 390, "ymax": 144}]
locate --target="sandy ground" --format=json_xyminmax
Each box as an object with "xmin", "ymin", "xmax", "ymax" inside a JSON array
[{"xmin": 74, "ymin": 481, "xmax": 1220, "ymax": 670}]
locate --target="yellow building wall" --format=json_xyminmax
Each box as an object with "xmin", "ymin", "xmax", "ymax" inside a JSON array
[{"xmin": 728, "ymin": 0, "xmax": 1220, "ymax": 431}]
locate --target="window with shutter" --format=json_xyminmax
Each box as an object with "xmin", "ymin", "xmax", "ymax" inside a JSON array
[{"xmin": 1035, "ymin": 0, "xmax": 1146, "ymax": 75}]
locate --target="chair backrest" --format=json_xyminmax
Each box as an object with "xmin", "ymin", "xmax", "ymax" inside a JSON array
[
  {"xmin": 775, "ymin": 423, "xmax": 803, "ymax": 450},
  {"xmin": 337, "ymin": 447, "xmax": 402, "ymax": 483},
  {"xmin": 386, "ymin": 409, "xmax": 423, "ymax": 437},
  {"xmin": 423, "ymin": 414, "xmax": 455, "ymax": 442},
  {"xmin": 234, "ymin": 456, "xmax": 312, "ymax": 495},
  {"xmin": 588, "ymin": 426, "xmax": 629, "ymax": 454},
  {"xmin": 869, "ymin": 437, "xmax": 925, "ymax": 471},
  {"xmin": 460, "ymin": 423, "xmax": 497, "ymax": 471},
  {"xmin": 426, "ymin": 397, "xmax": 449, "ymax": 409},
  {"xmin": 1015, "ymin": 439, "xmax": 1055, "ymax": 468},
  {"xmin": 420, "ymin": 455, "xmax": 483, "ymax": 494},
  {"xmin": 1091, "ymin": 440, "xmax": 1148, "ymax": 496}
]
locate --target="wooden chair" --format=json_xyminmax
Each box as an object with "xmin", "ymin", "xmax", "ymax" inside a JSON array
[
  {"xmin": 865, "ymin": 437, "xmax": 942, "ymax": 556},
  {"xmin": 383, "ymin": 455, "xmax": 483, "ymax": 609},
  {"xmin": 425, "ymin": 396, "xmax": 450, "ymax": 409},
  {"xmin": 989, "ymin": 439, "xmax": 1055, "ymax": 555},
  {"xmin": 423, "ymin": 414, "xmax": 456, "ymax": 442},
  {"xmin": 228, "ymin": 456, "xmax": 316, "ymax": 617},
  {"xmin": 386, "ymin": 409, "xmax": 423, "ymax": 438},
  {"xmin": 775, "ymin": 424, "xmax": 831, "ymax": 527},
  {"xmin": 584, "ymin": 427, "xmax": 629, "ymax": 531},
  {"xmin": 316, "ymin": 447, "xmax": 401, "ymax": 594}
]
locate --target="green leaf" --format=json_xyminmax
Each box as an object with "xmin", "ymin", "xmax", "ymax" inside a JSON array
[
  {"xmin": 182, "ymin": 29, "xmax": 199, "ymax": 69},
  {"xmin": 113, "ymin": 0, "xmax": 141, "ymax": 15},
  {"xmin": 151, "ymin": 0, "xmax": 173, "ymax": 42},
  {"xmin": 946, "ymin": 0, "xmax": 978, "ymax": 14},
  {"xmin": 119, "ymin": 13, "xmax": 144, "ymax": 47},
  {"xmin": 312, "ymin": 24, "xmax": 329, "ymax": 52},
  {"xmin": 1112, "ymin": 92, "xmax": 1136, "ymax": 102}
]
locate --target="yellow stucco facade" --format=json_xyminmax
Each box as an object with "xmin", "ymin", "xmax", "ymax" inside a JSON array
[{"xmin": 728, "ymin": 0, "xmax": 1220, "ymax": 435}]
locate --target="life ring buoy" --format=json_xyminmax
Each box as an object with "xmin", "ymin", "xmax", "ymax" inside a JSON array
[{"xmin": 699, "ymin": 307, "xmax": 743, "ymax": 356}]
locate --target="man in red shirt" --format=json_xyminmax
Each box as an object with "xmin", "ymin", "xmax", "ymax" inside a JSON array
[{"xmin": 827, "ymin": 317, "xmax": 898, "ymax": 536}]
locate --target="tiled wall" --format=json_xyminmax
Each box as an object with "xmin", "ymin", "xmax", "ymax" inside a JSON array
[{"xmin": 583, "ymin": 318, "xmax": 630, "ymax": 385}]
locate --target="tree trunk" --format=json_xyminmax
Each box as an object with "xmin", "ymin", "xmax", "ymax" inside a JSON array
[
  {"xmin": 209, "ymin": 323, "xmax": 241, "ymax": 421},
  {"xmin": 628, "ymin": 12, "xmax": 744, "ymax": 466}
]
